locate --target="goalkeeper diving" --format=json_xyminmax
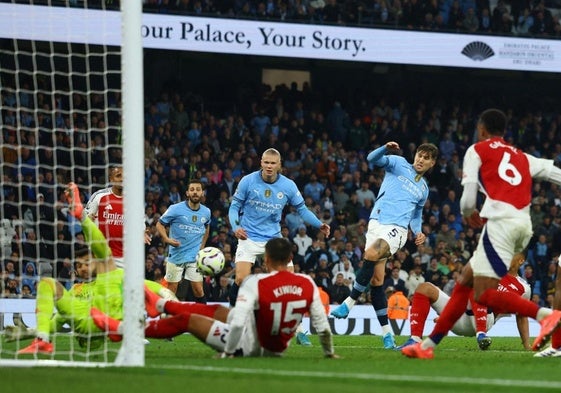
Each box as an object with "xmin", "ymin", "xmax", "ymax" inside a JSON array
[{"xmin": 13, "ymin": 183, "xmax": 175, "ymax": 354}]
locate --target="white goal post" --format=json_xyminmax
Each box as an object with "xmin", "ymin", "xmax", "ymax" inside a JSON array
[{"xmin": 0, "ymin": 2, "xmax": 144, "ymax": 367}]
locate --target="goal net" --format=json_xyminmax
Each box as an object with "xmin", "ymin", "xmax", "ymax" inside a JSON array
[{"xmin": 0, "ymin": 1, "xmax": 145, "ymax": 366}]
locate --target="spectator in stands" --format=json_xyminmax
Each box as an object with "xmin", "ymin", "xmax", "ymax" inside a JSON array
[
  {"xmin": 2, "ymin": 257, "xmax": 18, "ymax": 283},
  {"xmin": 425, "ymin": 258, "xmax": 443, "ymax": 287},
  {"xmin": 303, "ymin": 173, "xmax": 325, "ymax": 204},
  {"xmin": 330, "ymin": 273, "xmax": 351, "ymax": 303},
  {"xmin": 210, "ymin": 274, "xmax": 232, "ymax": 303},
  {"xmin": 384, "ymin": 266, "xmax": 408, "ymax": 296},
  {"xmin": 531, "ymin": 234, "xmax": 551, "ymax": 280},
  {"xmin": 314, "ymin": 254, "xmax": 334, "ymax": 291},
  {"xmin": 462, "ymin": 7, "xmax": 480, "ymax": 32},
  {"xmin": 447, "ymin": 0, "xmax": 465, "ymax": 30},
  {"xmin": 301, "ymin": 238, "xmax": 325, "ymax": 272},
  {"xmin": 316, "ymin": 150, "xmax": 338, "ymax": 185},
  {"xmin": 294, "ymin": 225, "xmax": 314, "ymax": 257},
  {"xmin": 405, "ymin": 262, "xmax": 425, "ymax": 297},
  {"xmin": 435, "ymin": 223, "xmax": 457, "ymax": 251},
  {"xmin": 496, "ymin": 10, "xmax": 514, "ymax": 33},
  {"xmin": 515, "ymin": 8, "xmax": 533, "ymax": 34},
  {"xmin": 355, "ymin": 180, "xmax": 376, "ymax": 207}
]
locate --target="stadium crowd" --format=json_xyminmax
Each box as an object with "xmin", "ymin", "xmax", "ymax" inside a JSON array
[
  {"xmin": 141, "ymin": 0, "xmax": 561, "ymax": 37},
  {"xmin": 1, "ymin": 1, "xmax": 561, "ymax": 304},
  {"xmin": 2, "ymin": 73, "xmax": 561, "ymax": 308},
  {"xmin": 16, "ymin": 0, "xmax": 561, "ymax": 36}
]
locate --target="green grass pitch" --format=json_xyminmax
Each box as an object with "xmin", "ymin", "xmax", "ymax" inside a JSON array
[{"xmin": 2, "ymin": 334, "xmax": 561, "ymax": 393}]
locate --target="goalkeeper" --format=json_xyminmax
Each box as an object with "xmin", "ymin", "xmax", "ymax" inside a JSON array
[{"xmin": 15, "ymin": 183, "xmax": 174, "ymax": 354}]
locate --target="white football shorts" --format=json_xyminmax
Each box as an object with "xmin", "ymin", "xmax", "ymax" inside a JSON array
[{"xmin": 365, "ymin": 220, "xmax": 408, "ymax": 255}]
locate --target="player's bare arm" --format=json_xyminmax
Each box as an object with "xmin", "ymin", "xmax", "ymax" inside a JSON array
[{"xmin": 156, "ymin": 221, "xmax": 180, "ymax": 247}]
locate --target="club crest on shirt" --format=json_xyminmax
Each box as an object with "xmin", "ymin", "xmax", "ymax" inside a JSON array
[
  {"xmin": 265, "ymin": 189, "xmax": 272, "ymax": 198},
  {"xmin": 277, "ymin": 192, "xmax": 284, "ymax": 199}
]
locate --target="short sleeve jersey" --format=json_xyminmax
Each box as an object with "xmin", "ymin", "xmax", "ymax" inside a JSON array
[
  {"xmin": 370, "ymin": 155, "xmax": 429, "ymax": 232},
  {"xmin": 462, "ymin": 137, "xmax": 553, "ymax": 219},
  {"xmin": 232, "ymin": 270, "xmax": 330, "ymax": 353},
  {"xmin": 231, "ymin": 171, "xmax": 306, "ymax": 241},
  {"xmin": 159, "ymin": 201, "xmax": 210, "ymax": 264},
  {"xmin": 497, "ymin": 273, "xmax": 531, "ymax": 300},
  {"xmin": 85, "ymin": 188, "xmax": 124, "ymax": 258}
]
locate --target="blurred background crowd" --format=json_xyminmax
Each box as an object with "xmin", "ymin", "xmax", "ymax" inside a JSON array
[{"xmin": 1, "ymin": 0, "xmax": 561, "ymax": 306}]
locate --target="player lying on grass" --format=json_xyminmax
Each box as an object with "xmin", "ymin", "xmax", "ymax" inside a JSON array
[
  {"xmin": 397, "ymin": 252, "xmax": 531, "ymax": 351},
  {"xmin": 402, "ymin": 109, "xmax": 561, "ymax": 360},
  {"xmin": 92, "ymin": 237, "xmax": 339, "ymax": 358},
  {"xmin": 16, "ymin": 183, "xmax": 175, "ymax": 355}
]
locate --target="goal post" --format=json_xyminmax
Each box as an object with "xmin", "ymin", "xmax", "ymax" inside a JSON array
[
  {"xmin": 0, "ymin": 1, "xmax": 145, "ymax": 367},
  {"xmin": 117, "ymin": 0, "xmax": 145, "ymax": 367}
]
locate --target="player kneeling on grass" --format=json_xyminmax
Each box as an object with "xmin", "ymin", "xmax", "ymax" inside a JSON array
[
  {"xmin": 92, "ymin": 237, "xmax": 339, "ymax": 358},
  {"xmin": 397, "ymin": 252, "xmax": 531, "ymax": 351}
]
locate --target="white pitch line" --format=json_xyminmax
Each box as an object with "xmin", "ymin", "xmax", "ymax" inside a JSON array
[{"xmin": 150, "ymin": 364, "xmax": 561, "ymax": 389}]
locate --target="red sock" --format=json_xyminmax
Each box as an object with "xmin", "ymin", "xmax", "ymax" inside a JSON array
[
  {"xmin": 478, "ymin": 288, "xmax": 539, "ymax": 318},
  {"xmin": 164, "ymin": 302, "xmax": 220, "ymax": 318},
  {"xmin": 429, "ymin": 282, "xmax": 471, "ymax": 344},
  {"xmin": 145, "ymin": 313, "xmax": 191, "ymax": 338},
  {"xmin": 470, "ymin": 291, "xmax": 488, "ymax": 334},
  {"xmin": 550, "ymin": 327, "xmax": 561, "ymax": 349},
  {"xmin": 410, "ymin": 292, "xmax": 431, "ymax": 338}
]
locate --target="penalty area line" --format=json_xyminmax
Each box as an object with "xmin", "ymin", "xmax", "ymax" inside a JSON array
[{"xmin": 150, "ymin": 364, "xmax": 561, "ymax": 389}]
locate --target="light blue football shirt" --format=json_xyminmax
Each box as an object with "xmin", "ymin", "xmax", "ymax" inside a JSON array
[
  {"xmin": 229, "ymin": 170, "xmax": 320, "ymax": 242},
  {"xmin": 367, "ymin": 147, "xmax": 429, "ymax": 235},
  {"xmin": 159, "ymin": 201, "xmax": 211, "ymax": 265}
]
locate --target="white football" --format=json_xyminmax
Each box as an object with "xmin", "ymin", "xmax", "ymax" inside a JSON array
[{"xmin": 196, "ymin": 247, "xmax": 225, "ymax": 276}]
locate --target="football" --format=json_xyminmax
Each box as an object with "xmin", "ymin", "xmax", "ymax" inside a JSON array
[{"xmin": 196, "ymin": 247, "xmax": 225, "ymax": 276}]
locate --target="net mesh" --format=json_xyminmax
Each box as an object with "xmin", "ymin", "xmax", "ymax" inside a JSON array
[{"xmin": 0, "ymin": 1, "xmax": 131, "ymax": 365}]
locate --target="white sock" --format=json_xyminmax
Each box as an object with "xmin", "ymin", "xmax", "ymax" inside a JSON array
[
  {"xmin": 344, "ymin": 297, "xmax": 356, "ymax": 308},
  {"xmin": 156, "ymin": 299, "xmax": 167, "ymax": 313},
  {"xmin": 381, "ymin": 325, "xmax": 392, "ymax": 335},
  {"xmin": 37, "ymin": 333, "xmax": 50, "ymax": 343},
  {"xmin": 536, "ymin": 308, "xmax": 552, "ymax": 322},
  {"xmin": 421, "ymin": 338, "xmax": 436, "ymax": 350}
]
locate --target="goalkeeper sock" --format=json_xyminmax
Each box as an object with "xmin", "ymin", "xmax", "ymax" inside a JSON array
[
  {"xmin": 145, "ymin": 313, "xmax": 191, "ymax": 338},
  {"xmin": 35, "ymin": 278, "xmax": 57, "ymax": 342}
]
